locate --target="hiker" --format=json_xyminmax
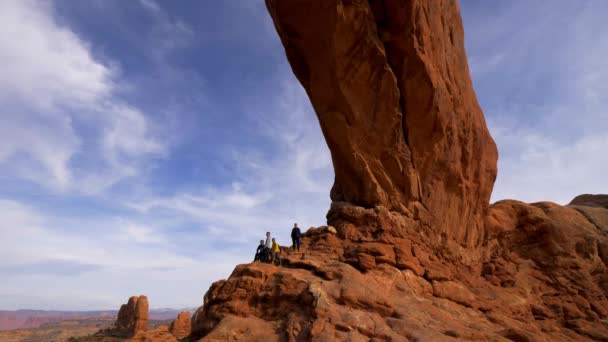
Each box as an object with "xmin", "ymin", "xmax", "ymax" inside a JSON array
[
  {"xmin": 291, "ymin": 223, "xmax": 301, "ymax": 252},
  {"xmin": 263, "ymin": 231, "xmax": 272, "ymax": 263},
  {"xmin": 254, "ymin": 240, "xmax": 265, "ymax": 261},
  {"xmin": 271, "ymin": 238, "xmax": 281, "ymax": 265}
]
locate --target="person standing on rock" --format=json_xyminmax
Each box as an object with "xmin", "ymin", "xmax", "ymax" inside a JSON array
[
  {"xmin": 291, "ymin": 223, "xmax": 301, "ymax": 252},
  {"xmin": 271, "ymin": 238, "xmax": 281, "ymax": 265},
  {"xmin": 263, "ymin": 231, "xmax": 272, "ymax": 262}
]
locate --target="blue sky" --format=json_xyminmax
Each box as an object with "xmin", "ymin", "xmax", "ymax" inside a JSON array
[{"xmin": 0, "ymin": 0, "xmax": 606, "ymax": 310}]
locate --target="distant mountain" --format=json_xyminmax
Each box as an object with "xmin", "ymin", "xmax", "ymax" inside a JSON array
[{"xmin": 0, "ymin": 308, "xmax": 195, "ymax": 331}]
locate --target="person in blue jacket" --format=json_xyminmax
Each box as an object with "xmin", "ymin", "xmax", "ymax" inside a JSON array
[{"xmin": 291, "ymin": 223, "xmax": 301, "ymax": 252}]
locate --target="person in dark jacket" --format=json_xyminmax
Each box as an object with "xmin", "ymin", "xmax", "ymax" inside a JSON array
[
  {"xmin": 254, "ymin": 240, "xmax": 265, "ymax": 261},
  {"xmin": 291, "ymin": 223, "xmax": 301, "ymax": 252}
]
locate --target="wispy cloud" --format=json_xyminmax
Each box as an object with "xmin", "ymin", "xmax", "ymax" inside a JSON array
[
  {"xmin": 489, "ymin": 120, "xmax": 608, "ymax": 203},
  {"xmin": 463, "ymin": 1, "xmax": 608, "ymax": 204},
  {"xmin": 138, "ymin": 0, "xmax": 161, "ymax": 13},
  {"xmin": 0, "ymin": 0, "xmax": 166, "ymax": 194},
  {"xmin": 0, "ymin": 198, "xmax": 231, "ymax": 309},
  {"xmin": 127, "ymin": 76, "xmax": 333, "ymax": 244},
  {"xmin": 136, "ymin": 0, "xmax": 194, "ymax": 61},
  {"xmin": 0, "ymin": 199, "xmax": 192, "ymax": 269},
  {"xmin": 0, "ymin": 0, "xmax": 112, "ymax": 110}
]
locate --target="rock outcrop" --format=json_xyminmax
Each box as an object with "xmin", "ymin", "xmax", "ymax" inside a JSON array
[
  {"xmin": 99, "ymin": 296, "xmax": 189, "ymax": 341},
  {"xmin": 169, "ymin": 311, "xmax": 191, "ymax": 340},
  {"xmin": 570, "ymin": 194, "xmax": 608, "ymax": 209},
  {"xmin": 192, "ymin": 201, "xmax": 608, "ymax": 341},
  {"xmin": 134, "ymin": 325, "xmax": 178, "ymax": 342},
  {"xmin": 113, "ymin": 296, "xmax": 148, "ymax": 338},
  {"xmin": 189, "ymin": 0, "xmax": 608, "ymax": 341}
]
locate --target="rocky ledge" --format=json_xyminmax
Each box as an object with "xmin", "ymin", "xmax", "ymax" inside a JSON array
[{"xmin": 191, "ymin": 199, "xmax": 608, "ymax": 341}]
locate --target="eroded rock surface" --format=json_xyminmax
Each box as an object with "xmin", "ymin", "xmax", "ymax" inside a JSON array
[
  {"xmin": 190, "ymin": 0, "xmax": 608, "ymax": 341},
  {"xmin": 570, "ymin": 194, "xmax": 608, "ymax": 209},
  {"xmin": 169, "ymin": 311, "xmax": 191, "ymax": 340},
  {"xmin": 112, "ymin": 295, "xmax": 149, "ymax": 338},
  {"xmin": 192, "ymin": 202, "xmax": 608, "ymax": 341},
  {"xmin": 266, "ymin": 0, "xmax": 497, "ymax": 248},
  {"xmin": 98, "ymin": 296, "xmax": 183, "ymax": 341}
]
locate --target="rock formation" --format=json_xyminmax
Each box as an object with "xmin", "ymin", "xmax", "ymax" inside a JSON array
[
  {"xmin": 570, "ymin": 194, "xmax": 608, "ymax": 209},
  {"xmin": 133, "ymin": 325, "xmax": 178, "ymax": 342},
  {"xmin": 169, "ymin": 311, "xmax": 191, "ymax": 340},
  {"xmin": 113, "ymin": 295, "xmax": 148, "ymax": 338},
  {"xmin": 265, "ymin": 0, "xmax": 498, "ymax": 250},
  {"xmin": 99, "ymin": 296, "xmax": 189, "ymax": 341},
  {"xmin": 189, "ymin": 0, "xmax": 608, "ymax": 341},
  {"xmin": 192, "ymin": 201, "xmax": 608, "ymax": 340}
]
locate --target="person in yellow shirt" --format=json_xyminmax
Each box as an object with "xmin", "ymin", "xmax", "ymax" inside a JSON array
[{"xmin": 271, "ymin": 238, "xmax": 281, "ymax": 265}]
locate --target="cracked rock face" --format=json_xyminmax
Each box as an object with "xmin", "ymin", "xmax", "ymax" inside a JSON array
[
  {"xmin": 190, "ymin": 1, "xmax": 608, "ymax": 341},
  {"xmin": 266, "ymin": 0, "xmax": 498, "ymax": 248},
  {"xmin": 113, "ymin": 295, "xmax": 149, "ymax": 338},
  {"xmin": 192, "ymin": 202, "xmax": 608, "ymax": 341}
]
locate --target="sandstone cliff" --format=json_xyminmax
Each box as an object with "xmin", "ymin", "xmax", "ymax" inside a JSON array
[
  {"xmin": 266, "ymin": 0, "xmax": 498, "ymax": 250},
  {"xmin": 188, "ymin": 1, "xmax": 608, "ymax": 341},
  {"xmin": 192, "ymin": 201, "xmax": 608, "ymax": 341}
]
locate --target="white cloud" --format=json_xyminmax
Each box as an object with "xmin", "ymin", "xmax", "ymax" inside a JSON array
[
  {"xmin": 103, "ymin": 105, "xmax": 166, "ymax": 159},
  {"xmin": 120, "ymin": 222, "xmax": 164, "ymax": 244},
  {"xmin": 490, "ymin": 121, "xmax": 608, "ymax": 204},
  {"xmin": 0, "ymin": 198, "xmax": 243, "ymax": 310},
  {"xmin": 0, "ymin": 0, "xmax": 112, "ymax": 110},
  {"xmin": 128, "ymin": 77, "xmax": 333, "ymax": 244},
  {"xmin": 138, "ymin": 0, "xmax": 161, "ymax": 13},
  {"xmin": 0, "ymin": 199, "xmax": 191, "ymax": 268},
  {"xmin": 0, "ymin": 0, "xmax": 166, "ymax": 193},
  {"xmin": 136, "ymin": 0, "xmax": 193, "ymax": 61},
  {"xmin": 463, "ymin": 1, "xmax": 608, "ymax": 204},
  {"xmin": 0, "ymin": 113, "xmax": 79, "ymax": 189}
]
